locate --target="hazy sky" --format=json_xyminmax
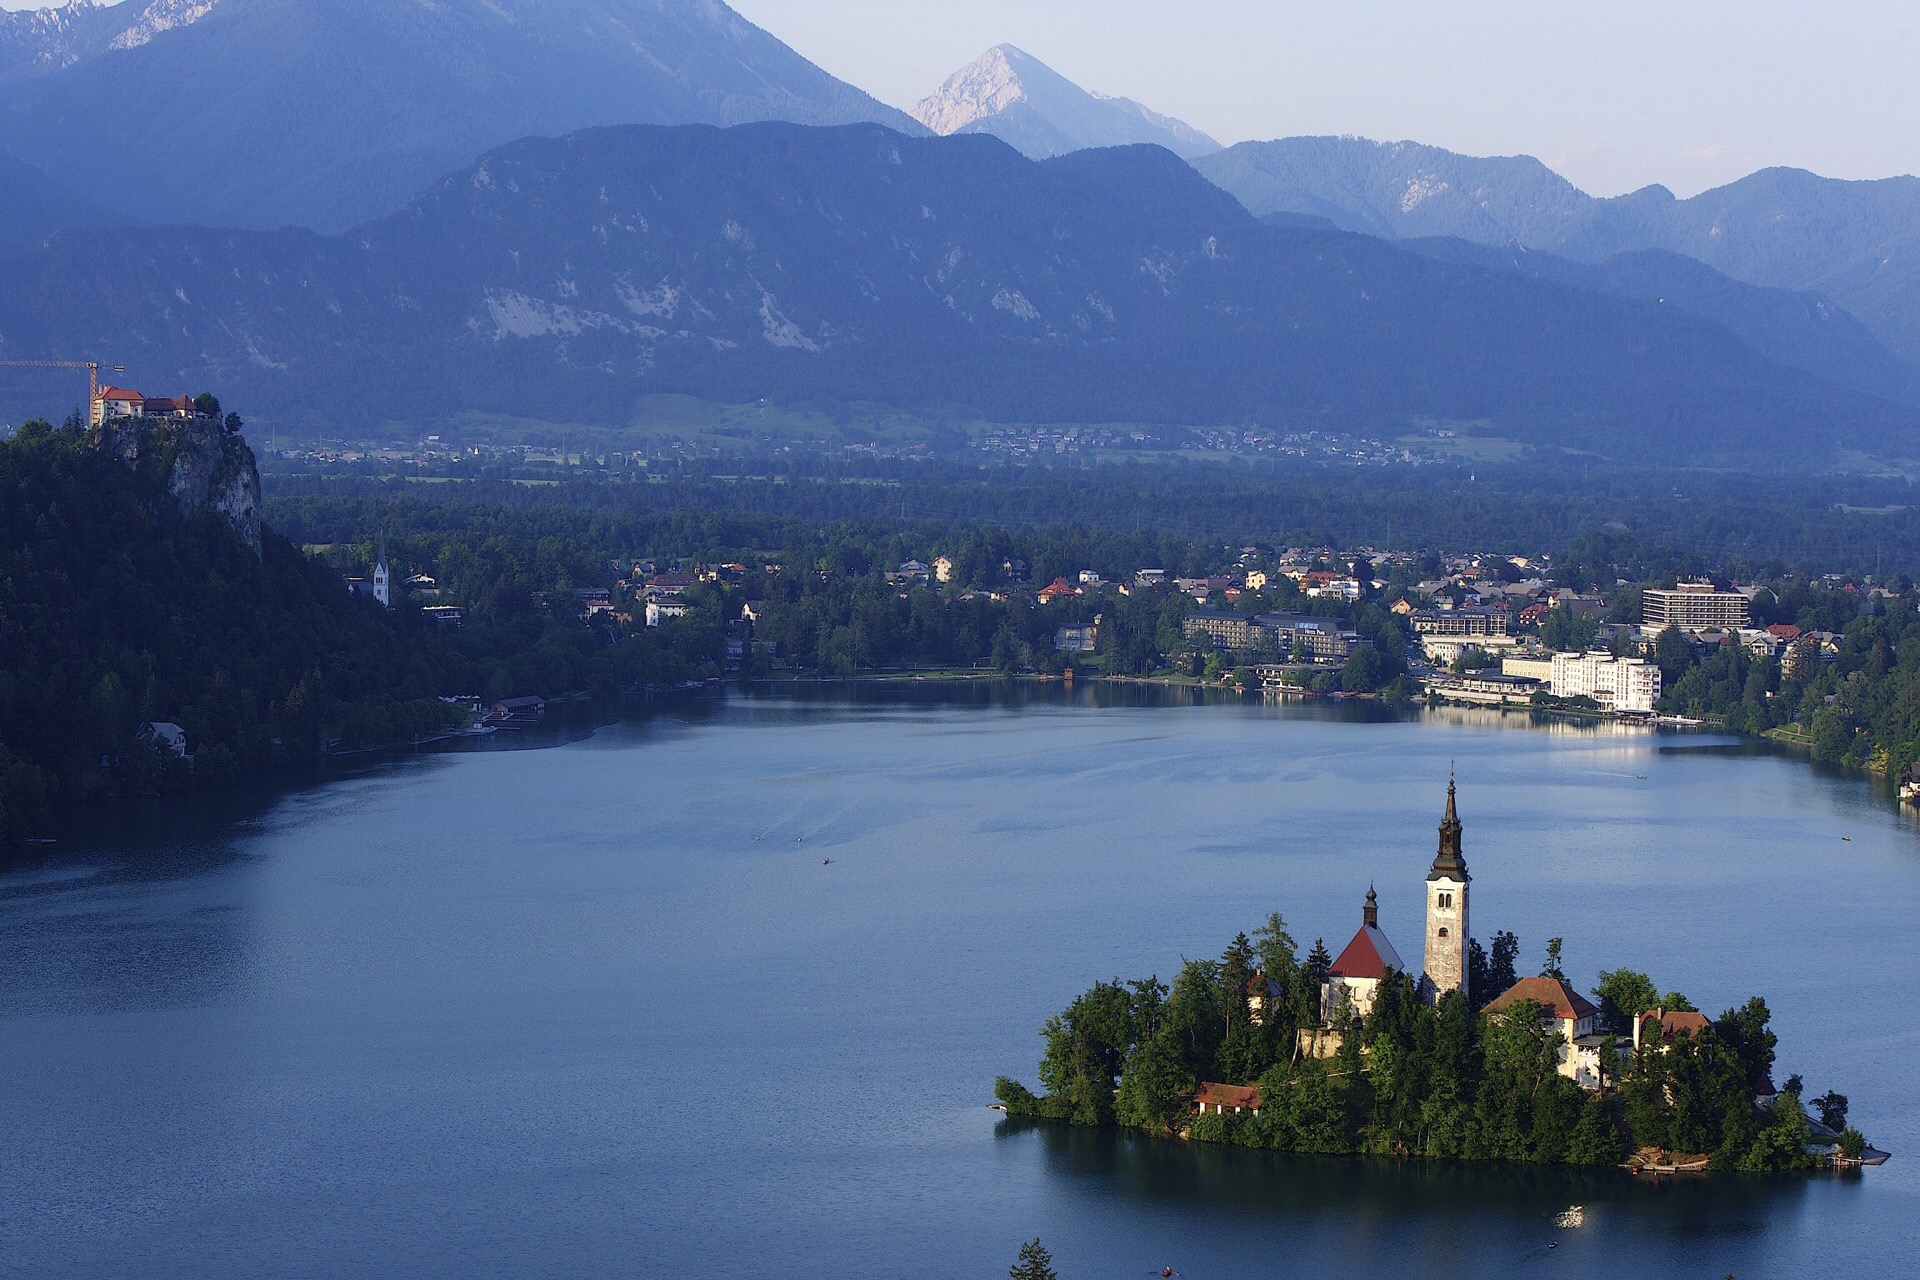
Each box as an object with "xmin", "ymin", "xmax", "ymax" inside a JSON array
[
  {"xmin": 731, "ymin": 0, "xmax": 1920, "ymax": 197},
  {"xmin": 6, "ymin": 1, "xmax": 1913, "ymax": 196}
]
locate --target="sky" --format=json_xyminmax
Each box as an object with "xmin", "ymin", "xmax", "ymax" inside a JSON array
[
  {"xmin": 5, "ymin": 0, "xmax": 1913, "ymax": 196},
  {"xmin": 729, "ymin": 0, "xmax": 1920, "ymax": 197}
]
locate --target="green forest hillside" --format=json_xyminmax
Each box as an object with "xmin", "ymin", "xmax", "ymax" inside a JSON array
[{"xmin": 0, "ymin": 418, "xmax": 453, "ymax": 836}]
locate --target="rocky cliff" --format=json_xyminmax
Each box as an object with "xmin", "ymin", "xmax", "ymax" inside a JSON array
[{"xmin": 92, "ymin": 416, "xmax": 261, "ymax": 554}]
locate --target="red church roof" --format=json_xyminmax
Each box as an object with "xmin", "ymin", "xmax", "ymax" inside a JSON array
[{"xmin": 1327, "ymin": 924, "xmax": 1403, "ymax": 981}]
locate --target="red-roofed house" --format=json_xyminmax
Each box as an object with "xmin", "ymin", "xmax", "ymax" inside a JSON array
[
  {"xmin": 1484, "ymin": 977, "xmax": 1606, "ymax": 1088},
  {"xmin": 1037, "ymin": 577, "xmax": 1080, "ymax": 603},
  {"xmin": 1632, "ymin": 1007, "xmax": 1710, "ymax": 1051},
  {"xmin": 90, "ymin": 387, "xmax": 208, "ymax": 428},
  {"xmin": 1193, "ymin": 1082, "xmax": 1261, "ymax": 1116},
  {"xmin": 1319, "ymin": 887, "xmax": 1404, "ymax": 1024}
]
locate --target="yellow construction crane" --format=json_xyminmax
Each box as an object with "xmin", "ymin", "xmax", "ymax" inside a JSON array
[{"xmin": 0, "ymin": 359, "xmax": 125, "ymax": 413}]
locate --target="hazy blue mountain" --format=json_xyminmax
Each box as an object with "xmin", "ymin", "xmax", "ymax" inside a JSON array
[
  {"xmin": 0, "ymin": 123, "xmax": 1913, "ymax": 470},
  {"xmin": 1198, "ymin": 137, "xmax": 1920, "ymax": 366},
  {"xmin": 0, "ymin": 0, "xmax": 923, "ymax": 232},
  {"xmin": 913, "ymin": 45, "xmax": 1220, "ymax": 160},
  {"xmin": 1402, "ymin": 238, "xmax": 1920, "ymax": 408},
  {"xmin": 0, "ymin": 152, "xmax": 110, "ymax": 256},
  {"xmin": 1199, "ymin": 136, "xmax": 1588, "ymax": 242}
]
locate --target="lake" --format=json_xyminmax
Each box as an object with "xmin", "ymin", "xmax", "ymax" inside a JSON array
[{"xmin": 4, "ymin": 685, "xmax": 1918, "ymax": 1278}]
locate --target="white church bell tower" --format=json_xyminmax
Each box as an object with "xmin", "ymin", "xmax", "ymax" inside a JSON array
[
  {"xmin": 373, "ymin": 533, "xmax": 391, "ymax": 610},
  {"xmin": 1423, "ymin": 778, "xmax": 1470, "ymax": 1004}
]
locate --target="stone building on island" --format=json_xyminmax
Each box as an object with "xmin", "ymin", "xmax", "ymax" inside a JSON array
[
  {"xmin": 1301, "ymin": 781, "xmax": 1473, "ymax": 1058},
  {"xmin": 1294, "ymin": 780, "xmax": 1621, "ymax": 1092}
]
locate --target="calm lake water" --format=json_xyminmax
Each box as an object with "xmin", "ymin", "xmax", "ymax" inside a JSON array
[{"xmin": 4, "ymin": 685, "xmax": 1918, "ymax": 1279}]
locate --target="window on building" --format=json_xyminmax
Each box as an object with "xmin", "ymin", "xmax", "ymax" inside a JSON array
[
  {"xmin": 1438, "ymin": 892, "xmax": 1453, "ymax": 909},
  {"xmin": 1438, "ymin": 927, "xmax": 1449, "ymax": 938}
]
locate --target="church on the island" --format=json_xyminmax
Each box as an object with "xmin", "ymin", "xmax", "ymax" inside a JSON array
[{"xmin": 1305, "ymin": 779, "xmax": 1473, "ymax": 1053}]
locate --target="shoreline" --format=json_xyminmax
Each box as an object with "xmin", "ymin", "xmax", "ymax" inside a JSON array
[{"xmin": 8, "ymin": 680, "xmax": 1913, "ymax": 854}]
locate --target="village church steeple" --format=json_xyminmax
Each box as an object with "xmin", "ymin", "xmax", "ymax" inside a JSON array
[
  {"xmin": 1422, "ymin": 778, "xmax": 1470, "ymax": 1003},
  {"xmin": 372, "ymin": 532, "xmax": 391, "ymax": 610}
]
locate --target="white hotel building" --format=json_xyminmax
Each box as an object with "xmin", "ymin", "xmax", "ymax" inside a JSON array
[{"xmin": 1549, "ymin": 651, "xmax": 1661, "ymax": 714}]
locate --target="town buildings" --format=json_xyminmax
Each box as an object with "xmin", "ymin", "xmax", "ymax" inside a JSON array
[
  {"xmin": 1643, "ymin": 582, "xmax": 1753, "ymax": 630},
  {"xmin": 1183, "ymin": 611, "xmax": 1359, "ymax": 662},
  {"xmin": 1412, "ymin": 607, "xmax": 1510, "ymax": 638}
]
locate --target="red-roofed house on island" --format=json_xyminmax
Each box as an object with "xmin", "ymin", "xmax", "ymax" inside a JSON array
[
  {"xmin": 1193, "ymin": 1082, "xmax": 1261, "ymax": 1117},
  {"xmin": 1484, "ymin": 976, "xmax": 1605, "ymax": 1088}
]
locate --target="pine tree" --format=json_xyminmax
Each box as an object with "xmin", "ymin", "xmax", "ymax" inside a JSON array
[{"xmin": 1010, "ymin": 1238, "xmax": 1057, "ymax": 1280}]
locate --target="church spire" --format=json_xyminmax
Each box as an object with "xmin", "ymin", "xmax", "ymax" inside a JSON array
[
  {"xmin": 1363, "ymin": 884, "xmax": 1379, "ymax": 928},
  {"xmin": 1428, "ymin": 777, "xmax": 1469, "ymax": 882}
]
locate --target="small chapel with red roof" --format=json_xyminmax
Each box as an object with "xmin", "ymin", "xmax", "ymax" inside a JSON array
[{"xmin": 1317, "ymin": 780, "xmax": 1473, "ymax": 1030}]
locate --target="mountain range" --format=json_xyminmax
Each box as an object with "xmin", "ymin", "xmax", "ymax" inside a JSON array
[
  {"xmin": 0, "ymin": 7, "xmax": 1911, "ymax": 472},
  {"xmin": 1, "ymin": 121, "xmax": 1913, "ymax": 470},
  {"xmin": 912, "ymin": 45, "xmax": 1220, "ymax": 161},
  {"xmin": 0, "ymin": 0, "xmax": 920, "ymax": 231},
  {"xmin": 1196, "ymin": 137, "xmax": 1920, "ymax": 367}
]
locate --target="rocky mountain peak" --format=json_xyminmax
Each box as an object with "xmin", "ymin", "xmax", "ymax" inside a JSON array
[
  {"xmin": 912, "ymin": 44, "xmax": 1221, "ymax": 161},
  {"xmin": 911, "ymin": 44, "xmax": 1033, "ymax": 136},
  {"xmin": 109, "ymin": 0, "xmax": 221, "ymax": 52}
]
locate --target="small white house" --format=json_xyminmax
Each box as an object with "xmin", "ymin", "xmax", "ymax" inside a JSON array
[
  {"xmin": 647, "ymin": 599, "xmax": 690, "ymax": 627},
  {"xmin": 137, "ymin": 721, "xmax": 190, "ymax": 758}
]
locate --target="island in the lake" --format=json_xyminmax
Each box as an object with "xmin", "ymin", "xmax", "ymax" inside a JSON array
[{"xmin": 996, "ymin": 780, "xmax": 1883, "ymax": 1174}]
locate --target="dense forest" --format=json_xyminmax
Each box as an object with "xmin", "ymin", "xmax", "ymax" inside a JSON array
[
  {"xmin": 0, "ymin": 422, "xmax": 722, "ymax": 839},
  {"xmin": 995, "ymin": 917, "xmax": 1856, "ymax": 1172}
]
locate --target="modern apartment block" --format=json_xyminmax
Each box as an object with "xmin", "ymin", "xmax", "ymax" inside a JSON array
[{"xmin": 1643, "ymin": 583, "xmax": 1751, "ymax": 630}]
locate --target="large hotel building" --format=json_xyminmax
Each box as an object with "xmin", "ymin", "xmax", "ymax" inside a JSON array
[{"xmin": 1642, "ymin": 582, "xmax": 1751, "ymax": 630}]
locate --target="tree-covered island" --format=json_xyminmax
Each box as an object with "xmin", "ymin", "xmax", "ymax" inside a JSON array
[{"xmin": 995, "ymin": 785, "xmax": 1877, "ymax": 1175}]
